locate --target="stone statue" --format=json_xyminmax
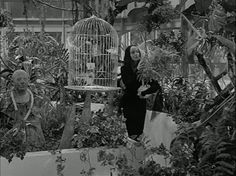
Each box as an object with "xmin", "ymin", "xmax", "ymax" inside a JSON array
[{"xmin": 0, "ymin": 69, "xmax": 45, "ymax": 149}]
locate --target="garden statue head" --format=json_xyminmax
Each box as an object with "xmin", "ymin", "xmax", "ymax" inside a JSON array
[
  {"xmin": 12, "ymin": 69, "xmax": 29, "ymax": 93},
  {"xmin": 124, "ymin": 45, "xmax": 141, "ymax": 69}
]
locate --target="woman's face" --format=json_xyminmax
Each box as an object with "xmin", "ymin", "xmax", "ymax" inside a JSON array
[{"xmin": 130, "ymin": 46, "xmax": 141, "ymax": 61}]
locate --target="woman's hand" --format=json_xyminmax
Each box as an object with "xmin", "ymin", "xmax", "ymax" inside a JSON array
[
  {"xmin": 137, "ymin": 85, "xmax": 151, "ymax": 99},
  {"xmin": 138, "ymin": 92, "xmax": 151, "ymax": 99}
]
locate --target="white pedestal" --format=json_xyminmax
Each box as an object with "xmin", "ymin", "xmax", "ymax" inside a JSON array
[{"xmin": 143, "ymin": 110, "xmax": 177, "ymax": 166}]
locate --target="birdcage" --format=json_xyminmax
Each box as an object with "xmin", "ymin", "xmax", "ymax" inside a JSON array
[{"xmin": 67, "ymin": 15, "xmax": 119, "ymax": 89}]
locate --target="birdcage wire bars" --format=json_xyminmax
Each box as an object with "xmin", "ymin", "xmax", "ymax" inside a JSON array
[{"xmin": 67, "ymin": 15, "xmax": 119, "ymax": 91}]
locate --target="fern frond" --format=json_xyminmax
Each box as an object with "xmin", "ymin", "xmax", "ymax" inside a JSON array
[
  {"xmin": 199, "ymin": 151, "xmax": 215, "ymax": 166},
  {"xmin": 216, "ymin": 153, "xmax": 232, "ymax": 160},
  {"xmin": 215, "ymin": 164, "xmax": 234, "ymax": 175}
]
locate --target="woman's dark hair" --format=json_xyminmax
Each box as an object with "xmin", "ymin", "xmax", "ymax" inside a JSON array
[{"xmin": 123, "ymin": 45, "xmax": 133, "ymax": 67}]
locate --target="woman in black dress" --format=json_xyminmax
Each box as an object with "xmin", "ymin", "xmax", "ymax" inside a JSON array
[{"xmin": 121, "ymin": 45, "xmax": 163, "ymax": 140}]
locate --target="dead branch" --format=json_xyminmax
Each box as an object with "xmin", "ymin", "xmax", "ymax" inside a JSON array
[{"xmin": 32, "ymin": 0, "xmax": 76, "ymax": 11}]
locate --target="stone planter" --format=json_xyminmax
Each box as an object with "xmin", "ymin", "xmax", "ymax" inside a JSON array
[{"xmin": 1, "ymin": 146, "xmax": 144, "ymax": 176}]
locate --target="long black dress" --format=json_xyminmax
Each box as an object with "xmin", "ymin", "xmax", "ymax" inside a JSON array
[{"xmin": 121, "ymin": 65, "xmax": 162, "ymax": 137}]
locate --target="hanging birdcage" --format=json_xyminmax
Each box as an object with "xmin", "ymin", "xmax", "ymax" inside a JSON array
[{"xmin": 67, "ymin": 15, "xmax": 119, "ymax": 90}]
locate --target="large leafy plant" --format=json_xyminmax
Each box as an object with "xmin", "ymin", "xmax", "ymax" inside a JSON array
[
  {"xmin": 0, "ymin": 31, "xmax": 70, "ymax": 100},
  {"xmin": 72, "ymin": 110, "xmax": 128, "ymax": 148},
  {"xmin": 0, "ymin": 31, "xmax": 71, "ymax": 161},
  {"xmin": 163, "ymin": 77, "xmax": 212, "ymax": 124},
  {"xmin": 137, "ymin": 46, "xmax": 180, "ymax": 83},
  {"xmin": 0, "ymin": 127, "xmax": 27, "ymax": 162},
  {"xmin": 137, "ymin": 31, "xmax": 183, "ymax": 84},
  {"xmin": 165, "ymin": 0, "xmax": 236, "ymax": 175},
  {"xmin": 107, "ymin": 0, "xmax": 175, "ymax": 32},
  {"xmin": 169, "ymin": 97, "xmax": 236, "ymax": 175},
  {"xmin": 134, "ymin": 0, "xmax": 236, "ymax": 175}
]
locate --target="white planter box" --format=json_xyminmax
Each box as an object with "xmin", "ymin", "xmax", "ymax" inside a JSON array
[{"xmin": 1, "ymin": 146, "xmax": 144, "ymax": 176}]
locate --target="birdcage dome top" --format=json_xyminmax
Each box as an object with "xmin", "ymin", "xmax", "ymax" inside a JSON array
[
  {"xmin": 71, "ymin": 15, "xmax": 118, "ymax": 36},
  {"xmin": 67, "ymin": 15, "xmax": 119, "ymax": 90}
]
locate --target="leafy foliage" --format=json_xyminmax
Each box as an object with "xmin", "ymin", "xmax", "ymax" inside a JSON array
[
  {"xmin": 140, "ymin": 102, "xmax": 236, "ymax": 175},
  {"xmin": 106, "ymin": 0, "xmax": 176, "ymax": 32},
  {"xmin": 1, "ymin": 2, "xmax": 235, "ymax": 176},
  {"xmin": 97, "ymin": 149, "xmax": 139, "ymax": 176},
  {"xmin": 72, "ymin": 110, "xmax": 127, "ymax": 148},
  {"xmin": 0, "ymin": 31, "xmax": 71, "ymax": 161},
  {"xmin": 137, "ymin": 31, "xmax": 182, "ymax": 84},
  {"xmin": 0, "ymin": 127, "xmax": 27, "ymax": 162},
  {"xmin": 0, "ymin": 102, "xmax": 69, "ymax": 162},
  {"xmin": 135, "ymin": 0, "xmax": 236, "ymax": 175},
  {"xmin": 166, "ymin": 0, "xmax": 236, "ymax": 174},
  {"xmin": 0, "ymin": 8, "xmax": 14, "ymax": 31},
  {"xmin": 199, "ymin": 102, "xmax": 236, "ymax": 175},
  {"xmin": 116, "ymin": 154, "xmax": 139, "ymax": 176},
  {"xmin": 41, "ymin": 103, "xmax": 68, "ymax": 151},
  {"xmin": 137, "ymin": 47, "xmax": 180, "ymax": 83},
  {"xmin": 163, "ymin": 77, "xmax": 212, "ymax": 124},
  {"xmin": 138, "ymin": 160, "xmax": 172, "ymax": 176},
  {"xmin": 0, "ymin": 32, "xmax": 69, "ymax": 100},
  {"xmin": 142, "ymin": 0, "xmax": 176, "ymax": 32}
]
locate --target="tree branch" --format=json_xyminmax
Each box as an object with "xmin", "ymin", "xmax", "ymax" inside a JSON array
[
  {"xmin": 32, "ymin": 0, "xmax": 79, "ymax": 11},
  {"xmin": 32, "ymin": 0, "xmax": 99, "ymax": 18}
]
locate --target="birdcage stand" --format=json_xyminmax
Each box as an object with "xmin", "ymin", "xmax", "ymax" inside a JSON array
[
  {"xmin": 66, "ymin": 15, "xmax": 120, "ymax": 122},
  {"xmin": 65, "ymin": 86, "xmax": 121, "ymax": 122}
]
